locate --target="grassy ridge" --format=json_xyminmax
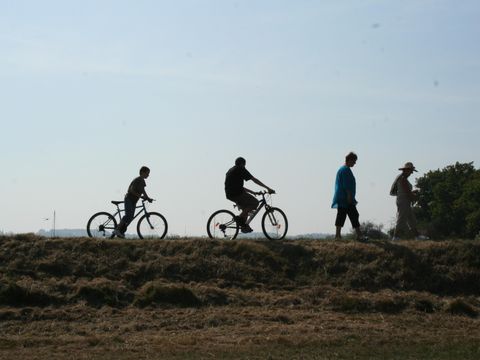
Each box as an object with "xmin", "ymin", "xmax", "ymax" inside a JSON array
[{"xmin": 1, "ymin": 234, "xmax": 479, "ymax": 313}]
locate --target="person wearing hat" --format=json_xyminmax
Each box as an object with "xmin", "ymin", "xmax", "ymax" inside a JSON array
[{"xmin": 390, "ymin": 162, "xmax": 427, "ymax": 240}]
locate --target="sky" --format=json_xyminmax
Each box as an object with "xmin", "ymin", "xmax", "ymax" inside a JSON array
[{"xmin": 1, "ymin": 0, "xmax": 479, "ymax": 236}]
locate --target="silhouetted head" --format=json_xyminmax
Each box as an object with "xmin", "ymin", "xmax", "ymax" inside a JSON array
[
  {"xmin": 399, "ymin": 162, "xmax": 417, "ymax": 176},
  {"xmin": 139, "ymin": 166, "xmax": 150, "ymax": 178},
  {"xmin": 345, "ymin": 152, "xmax": 358, "ymax": 167},
  {"xmin": 235, "ymin": 157, "xmax": 246, "ymax": 167}
]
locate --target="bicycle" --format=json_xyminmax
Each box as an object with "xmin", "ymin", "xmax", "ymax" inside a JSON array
[
  {"xmin": 87, "ymin": 199, "xmax": 168, "ymax": 239},
  {"xmin": 206, "ymin": 191, "xmax": 288, "ymax": 240}
]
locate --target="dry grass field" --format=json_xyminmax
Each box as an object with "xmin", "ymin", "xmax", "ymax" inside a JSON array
[{"xmin": 1, "ymin": 234, "xmax": 480, "ymax": 359}]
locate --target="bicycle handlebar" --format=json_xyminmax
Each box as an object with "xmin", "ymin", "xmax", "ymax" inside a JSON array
[
  {"xmin": 112, "ymin": 198, "xmax": 155, "ymax": 203},
  {"xmin": 255, "ymin": 190, "xmax": 276, "ymax": 196}
]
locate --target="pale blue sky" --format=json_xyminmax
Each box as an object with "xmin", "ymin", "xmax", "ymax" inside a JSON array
[{"xmin": 1, "ymin": 1, "xmax": 479, "ymax": 236}]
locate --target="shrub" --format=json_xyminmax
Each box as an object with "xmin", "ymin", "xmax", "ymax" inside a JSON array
[{"xmin": 351, "ymin": 221, "xmax": 389, "ymax": 240}]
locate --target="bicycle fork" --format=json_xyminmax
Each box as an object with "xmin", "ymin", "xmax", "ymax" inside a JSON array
[
  {"xmin": 144, "ymin": 213, "xmax": 155, "ymax": 230},
  {"xmin": 265, "ymin": 209, "xmax": 281, "ymax": 229}
]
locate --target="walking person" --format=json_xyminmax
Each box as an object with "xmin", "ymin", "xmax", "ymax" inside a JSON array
[
  {"xmin": 332, "ymin": 152, "xmax": 366, "ymax": 241},
  {"xmin": 114, "ymin": 166, "xmax": 153, "ymax": 238},
  {"xmin": 225, "ymin": 157, "xmax": 275, "ymax": 233},
  {"xmin": 390, "ymin": 162, "xmax": 427, "ymax": 240}
]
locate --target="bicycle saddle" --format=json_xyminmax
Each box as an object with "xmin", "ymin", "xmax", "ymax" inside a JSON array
[{"xmin": 111, "ymin": 200, "xmax": 124, "ymax": 205}]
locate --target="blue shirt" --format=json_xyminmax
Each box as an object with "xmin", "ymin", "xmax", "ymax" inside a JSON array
[{"xmin": 332, "ymin": 165, "xmax": 357, "ymax": 208}]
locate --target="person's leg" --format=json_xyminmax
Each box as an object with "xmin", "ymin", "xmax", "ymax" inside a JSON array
[
  {"xmin": 232, "ymin": 192, "xmax": 258, "ymax": 233},
  {"xmin": 118, "ymin": 199, "xmax": 135, "ymax": 234},
  {"xmin": 335, "ymin": 226, "xmax": 342, "ymax": 239},
  {"xmin": 239, "ymin": 193, "xmax": 259, "ymax": 232},
  {"xmin": 394, "ymin": 201, "xmax": 409, "ymax": 239},
  {"xmin": 347, "ymin": 205, "xmax": 363, "ymax": 240},
  {"xmin": 405, "ymin": 204, "xmax": 419, "ymax": 237},
  {"xmin": 335, "ymin": 208, "xmax": 347, "ymax": 239}
]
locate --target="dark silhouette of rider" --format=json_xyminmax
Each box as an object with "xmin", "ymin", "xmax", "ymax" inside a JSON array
[
  {"xmin": 114, "ymin": 166, "xmax": 153, "ymax": 238},
  {"xmin": 224, "ymin": 157, "xmax": 275, "ymax": 233}
]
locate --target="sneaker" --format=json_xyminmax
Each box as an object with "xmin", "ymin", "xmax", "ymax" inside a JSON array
[
  {"xmin": 241, "ymin": 224, "xmax": 254, "ymax": 233},
  {"xmin": 415, "ymin": 235, "xmax": 429, "ymax": 240},
  {"xmin": 113, "ymin": 229, "xmax": 125, "ymax": 239}
]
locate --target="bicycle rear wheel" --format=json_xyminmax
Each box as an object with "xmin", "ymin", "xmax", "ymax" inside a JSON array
[
  {"xmin": 207, "ymin": 209, "xmax": 239, "ymax": 240},
  {"xmin": 261, "ymin": 207, "xmax": 288, "ymax": 240},
  {"xmin": 137, "ymin": 212, "xmax": 168, "ymax": 239},
  {"xmin": 87, "ymin": 212, "xmax": 117, "ymax": 239}
]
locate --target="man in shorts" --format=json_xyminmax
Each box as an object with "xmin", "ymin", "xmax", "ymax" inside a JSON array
[
  {"xmin": 114, "ymin": 166, "xmax": 153, "ymax": 238},
  {"xmin": 225, "ymin": 157, "xmax": 275, "ymax": 233}
]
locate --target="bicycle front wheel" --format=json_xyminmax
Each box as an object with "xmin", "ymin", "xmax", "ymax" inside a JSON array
[
  {"xmin": 262, "ymin": 207, "xmax": 288, "ymax": 240},
  {"xmin": 137, "ymin": 212, "xmax": 168, "ymax": 239},
  {"xmin": 207, "ymin": 209, "xmax": 239, "ymax": 240},
  {"xmin": 87, "ymin": 212, "xmax": 117, "ymax": 239}
]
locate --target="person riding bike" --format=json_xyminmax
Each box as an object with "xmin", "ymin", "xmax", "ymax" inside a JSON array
[
  {"xmin": 114, "ymin": 166, "xmax": 153, "ymax": 238},
  {"xmin": 224, "ymin": 157, "xmax": 275, "ymax": 233}
]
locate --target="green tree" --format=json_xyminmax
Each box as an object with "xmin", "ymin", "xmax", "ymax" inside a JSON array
[
  {"xmin": 414, "ymin": 162, "xmax": 480, "ymax": 238},
  {"xmin": 457, "ymin": 171, "xmax": 480, "ymax": 238}
]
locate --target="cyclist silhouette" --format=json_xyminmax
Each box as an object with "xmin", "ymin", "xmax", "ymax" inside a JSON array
[
  {"xmin": 114, "ymin": 166, "xmax": 153, "ymax": 238},
  {"xmin": 224, "ymin": 157, "xmax": 275, "ymax": 233}
]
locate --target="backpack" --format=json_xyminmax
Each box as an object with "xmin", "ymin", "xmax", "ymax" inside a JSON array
[{"xmin": 390, "ymin": 175, "xmax": 401, "ymax": 196}]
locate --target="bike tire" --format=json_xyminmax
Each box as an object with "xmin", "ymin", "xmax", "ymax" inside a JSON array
[
  {"xmin": 261, "ymin": 207, "xmax": 288, "ymax": 240},
  {"xmin": 137, "ymin": 212, "xmax": 168, "ymax": 239},
  {"xmin": 207, "ymin": 209, "xmax": 239, "ymax": 240},
  {"xmin": 87, "ymin": 212, "xmax": 117, "ymax": 239}
]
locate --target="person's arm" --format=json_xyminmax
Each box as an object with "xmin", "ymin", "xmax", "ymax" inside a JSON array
[
  {"xmin": 244, "ymin": 187, "xmax": 255, "ymax": 195},
  {"xmin": 129, "ymin": 179, "xmax": 153, "ymax": 202},
  {"xmin": 346, "ymin": 190, "xmax": 353, "ymax": 205},
  {"xmin": 342, "ymin": 170, "xmax": 353, "ymax": 205},
  {"xmin": 251, "ymin": 177, "xmax": 275, "ymax": 194},
  {"xmin": 141, "ymin": 189, "xmax": 153, "ymax": 202}
]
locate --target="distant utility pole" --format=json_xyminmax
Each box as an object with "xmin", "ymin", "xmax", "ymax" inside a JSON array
[{"xmin": 53, "ymin": 210, "xmax": 56, "ymax": 238}]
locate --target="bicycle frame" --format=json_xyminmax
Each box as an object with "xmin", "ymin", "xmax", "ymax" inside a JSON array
[
  {"xmin": 217, "ymin": 192, "xmax": 280, "ymax": 234},
  {"xmin": 111, "ymin": 200, "xmax": 149, "ymax": 223},
  {"xmin": 237, "ymin": 192, "xmax": 274, "ymax": 225}
]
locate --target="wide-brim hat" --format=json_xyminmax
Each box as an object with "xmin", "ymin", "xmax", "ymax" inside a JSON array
[{"xmin": 399, "ymin": 162, "xmax": 417, "ymax": 172}]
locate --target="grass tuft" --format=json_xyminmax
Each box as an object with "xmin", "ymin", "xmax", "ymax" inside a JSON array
[
  {"xmin": 0, "ymin": 281, "xmax": 58, "ymax": 307},
  {"xmin": 446, "ymin": 299, "xmax": 479, "ymax": 318},
  {"xmin": 134, "ymin": 281, "xmax": 201, "ymax": 308}
]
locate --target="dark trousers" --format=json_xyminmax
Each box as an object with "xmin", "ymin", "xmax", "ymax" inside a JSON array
[
  {"xmin": 117, "ymin": 198, "xmax": 136, "ymax": 233},
  {"xmin": 335, "ymin": 205, "xmax": 360, "ymax": 228}
]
